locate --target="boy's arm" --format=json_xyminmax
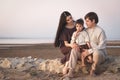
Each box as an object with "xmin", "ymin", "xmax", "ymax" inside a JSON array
[
  {"xmin": 97, "ymin": 31, "xmax": 107, "ymax": 49},
  {"xmin": 84, "ymin": 31, "xmax": 93, "ymax": 54},
  {"xmin": 86, "ymin": 42, "xmax": 93, "ymax": 54}
]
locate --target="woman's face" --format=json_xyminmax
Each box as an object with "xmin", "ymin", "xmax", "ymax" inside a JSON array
[{"xmin": 66, "ymin": 15, "xmax": 73, "ymax": 24}]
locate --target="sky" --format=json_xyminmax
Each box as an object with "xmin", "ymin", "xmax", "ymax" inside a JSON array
[{"xmin": 0, "ymin": 0, "xmax": 120, "ymax": 40}]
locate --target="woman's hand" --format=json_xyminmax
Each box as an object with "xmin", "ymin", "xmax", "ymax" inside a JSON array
[{"xmin": 64, "ymin": 41, "xmax": 79, "ymax": 50}]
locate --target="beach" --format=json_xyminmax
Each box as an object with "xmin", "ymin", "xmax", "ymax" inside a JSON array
[
  {"xmin": 0, "ymin": 43, "xmax": 63, "ymax": 59},
  {"xmin": 0, "ymin": 41, "xmax": 120, "ymax": 80},
  {"xmin": 0, "ymin": 41, "xmax": 120, "ymax": 58}
]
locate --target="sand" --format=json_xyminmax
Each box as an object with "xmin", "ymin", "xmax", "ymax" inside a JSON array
[
  {"xmin": 0, "ymin": 43, "xmax": 120, "ymax": 80},
  {"xmin": 0, "ymin": 42, "xmax": 120, "ymax": 58}
]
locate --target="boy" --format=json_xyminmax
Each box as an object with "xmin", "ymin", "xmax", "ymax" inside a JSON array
[{"xmin": 83, "ymin": 12, "xmax": 107, "ymax": 76}]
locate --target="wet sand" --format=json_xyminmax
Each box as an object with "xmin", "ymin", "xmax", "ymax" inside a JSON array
[
  {"xmin": 0, "ymin": 43, "xmax": 63, "ymax": 59},
  {"xmin": 0, "ymin": 42, "xmax": 120, "ymax": 58}
]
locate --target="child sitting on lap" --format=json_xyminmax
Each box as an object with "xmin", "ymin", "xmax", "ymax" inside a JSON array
[{"xmin": 71, "ymin": 18, "xmax": 93, "ymax": 73}]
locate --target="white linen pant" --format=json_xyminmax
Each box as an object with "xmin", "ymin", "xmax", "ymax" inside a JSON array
[
  {"xmin": 91, "ymin": 49, "xmax": 107, "ymax": 70},
  {"xmin": 67, "ymin": 48, "xmax": 107, "ymax": 71}
]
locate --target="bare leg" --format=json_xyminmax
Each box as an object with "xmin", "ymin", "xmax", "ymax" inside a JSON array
[
  {"xmin": 81, "ymin": 53, "xmax": 88, "ymax": 74},
  {"xmin": 62, "ymin": 61, "xmax": 69, "ymax": 75},
  {"xmin": 87, "ymin": 55, "xmax": 93, "ymax": 63},
  {"xmin": 81, "ymin": 53, "xmax": 86, "ymax": 66},
  {"xmin": 90, "ymin": 50, "xmax": 106, "ymax": 76}
]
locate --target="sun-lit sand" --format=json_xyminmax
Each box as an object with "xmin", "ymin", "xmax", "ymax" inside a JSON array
[{"xmin": 0, "ymin": 41, "xmax": 120, "ymax": 80}]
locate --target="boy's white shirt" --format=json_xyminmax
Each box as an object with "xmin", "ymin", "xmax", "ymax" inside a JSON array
[{"xmin": 86, "ymin": 25, "xmax": 107, "ymax": 54}]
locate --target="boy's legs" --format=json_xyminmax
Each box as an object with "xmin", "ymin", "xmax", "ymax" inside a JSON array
[{"xmin": 90, "ymin": 50, "xmax": 106, "ymax": 76}]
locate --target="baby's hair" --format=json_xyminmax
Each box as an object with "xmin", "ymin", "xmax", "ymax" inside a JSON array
[{"xmin": 75, "ymin": 18, "xmax": 84, "ymax": 26}]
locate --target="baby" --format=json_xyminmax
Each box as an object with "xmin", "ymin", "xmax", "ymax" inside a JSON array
[{"xmin": 71, "ymin": 18, "xmax": 93, "ymax": 73}]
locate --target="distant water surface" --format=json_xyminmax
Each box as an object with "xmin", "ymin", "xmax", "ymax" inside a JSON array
[
  {"xmin": 0, "ymin": 39, "xmax": 120, "ymax": 48},
  {"xmin": 0, "ymin": 39, "xmax": 54, "ymax": 44}
]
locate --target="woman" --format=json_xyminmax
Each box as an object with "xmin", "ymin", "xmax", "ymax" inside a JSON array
[{"xmin": 54, "ymin": 11, "xmax": 77, "ymax": 64}]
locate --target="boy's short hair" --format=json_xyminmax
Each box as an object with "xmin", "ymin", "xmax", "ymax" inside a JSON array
[
  {"xmin": 75, "ymin": 18, "xmax": 84, "ymax": 26},
  {"xmin": 84, "ymin": 12, "xmax": 99, "ymax": 24}
]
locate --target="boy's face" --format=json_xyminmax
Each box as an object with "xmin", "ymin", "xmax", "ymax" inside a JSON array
[
  {"xmin": 85, "ymin": 18, "xmax": 95, "ymax": 28},
  {"xmin": 76, "ymin": 23, "xmax": 83, "ymax": 32}
]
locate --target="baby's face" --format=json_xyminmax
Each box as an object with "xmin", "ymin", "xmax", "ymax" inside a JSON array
[{"xmin": 76, "ymin": 23, "xmax": 83, "ymax": 32}]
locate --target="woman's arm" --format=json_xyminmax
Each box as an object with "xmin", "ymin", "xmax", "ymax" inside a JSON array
[{"xmin": 64, "ymin": 41, "xmax": 78, "ymax": 49}]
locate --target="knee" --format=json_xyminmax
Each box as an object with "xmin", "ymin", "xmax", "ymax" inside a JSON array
[
  {"xmin": 92, "ymin": 50, "xmax": 100, "ymax": 62},
  {"xmin": 93, "ymin": 50, "xmax": 100, "ymax": 57},
  {"xmin": 71, "ymin": 48, "xmax": 77, "ymax": 53},
  {"xmin": 93, "ymin": 50, "xmax": 106, "ymax": 64}
]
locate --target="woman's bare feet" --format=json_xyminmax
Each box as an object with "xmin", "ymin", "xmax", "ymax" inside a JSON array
[
  {"xmin": 62, "ymin": 62, "xmax": 69, "ymax": 75},
  {"xmin": 66, "ymin": 68, "xmax": 74, "ymax": 78},
  {"xmin": 62, "ymin": 67, "xmax": 69, "ymax": 75},
  {"xmin": 61, "ymin": 68, "xmax": 74, "ymax": 80}
]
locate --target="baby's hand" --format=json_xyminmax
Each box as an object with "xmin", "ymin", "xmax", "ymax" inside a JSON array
[{"xmin": 74, "ymin": 31, "xmax": 79, "ymax": 38}]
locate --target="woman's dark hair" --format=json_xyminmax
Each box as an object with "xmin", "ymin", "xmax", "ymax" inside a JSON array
[
  {"xmin": 54, "ymin": 11, "xmax": 71, "ymax": 47},
  {"xmin": 84, "ymin": 12, "xmax": 99, "ymax": 24},
  {"xmin": 75, "ymin": 18, "xmax": 85, "ymax": 30}
]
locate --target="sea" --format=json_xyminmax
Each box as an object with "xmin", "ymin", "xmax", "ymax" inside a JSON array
[
  {"xmin": 0, "ymin": 39, "xmax": 54, "ymax": 44},
  {"xmin": 0, "ymin": 39, "xmax": 120, "ymax": 48},
  {"xmin": 0, "ymin": 39, "xmax": 54, "ymax": 49}
]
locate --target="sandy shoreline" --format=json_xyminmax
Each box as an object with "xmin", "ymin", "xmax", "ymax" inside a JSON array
[
  {"xmin": 0, "ymin": 42, "xmax": 120, "ymax": 58},
  {"xmin": 0, "ymin": 43, "xmax": 120, "ymax": 80},
  {"xmin": 0, "ymin": 43, "xmax": 63, "ymax": 59}
]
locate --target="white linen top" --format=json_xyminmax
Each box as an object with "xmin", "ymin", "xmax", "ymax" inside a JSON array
[
  {"xmin": 86, "ymin": 25, "xmax": 107, "ymax": 50},
  {"xmin": 71, "ymin": 30, "xmax": 89, "ymax": 45}
]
